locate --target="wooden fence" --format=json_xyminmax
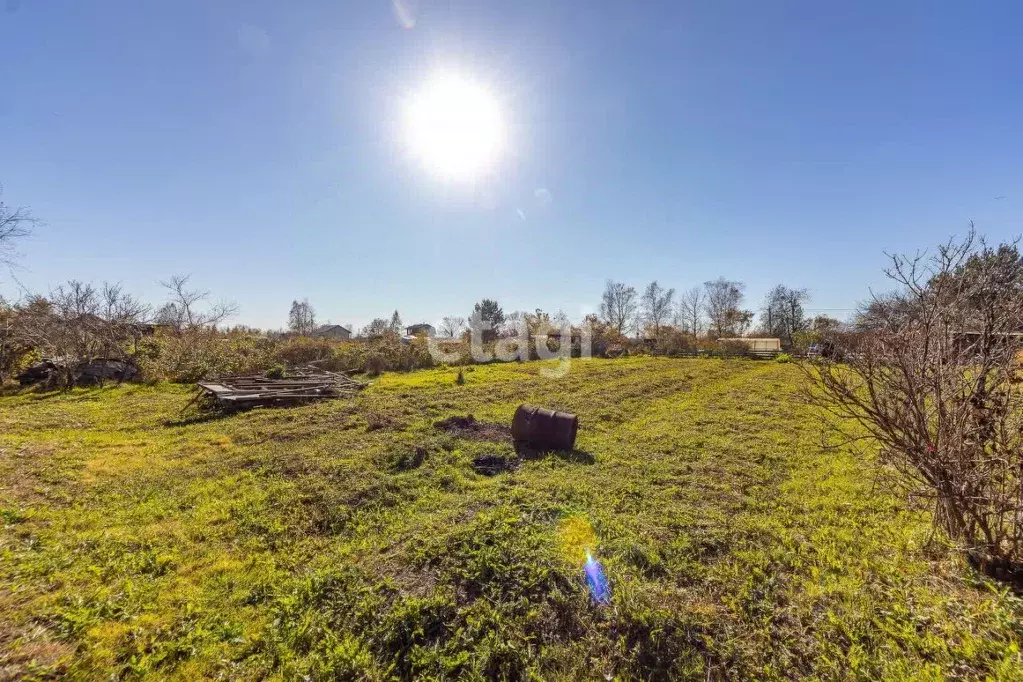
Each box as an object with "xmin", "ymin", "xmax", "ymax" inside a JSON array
[{"xmin": 651, "ymin": 349, "xmax": 803, "ymax": 360}]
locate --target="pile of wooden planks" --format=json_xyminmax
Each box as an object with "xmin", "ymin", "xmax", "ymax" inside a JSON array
[{"xmin": 195, "ymin": 369, "xmax": 365, "ymax": 411}]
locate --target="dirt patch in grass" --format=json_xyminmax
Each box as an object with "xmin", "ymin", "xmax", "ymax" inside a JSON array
[
  {"xmin": 433, "ymin": 414, "xmax": 512, "ymax": 442},
  {"xmin": 471, "ymin": 453, "xmax": 516, "ymax": 476},
  {"xmin": 0, "ymin": 443, "xmax": 81, "ymax": 508},
  {"xmin": 0, "ymin": 612, "xmax": 73, "ymax": 682}
]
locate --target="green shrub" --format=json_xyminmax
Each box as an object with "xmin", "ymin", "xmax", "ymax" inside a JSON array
[
  {"xmin": 137, "ymin": 331, "xmax": 233, "ymax": 382},
  {"xmin": 136, "ymin": 331, "xmax": 278, "ymax": 382},
  {"xmin": 775, "ymin": 353, "xmax": 793, "ymax": 364},
  {"xmin": 276, "ymin": 337, "xmax": 337, "ymax": 366},
  {"xmin": 265, "ymin": 364, "xmax": 286, "ymax": 379},
  {"xmin": 331, "ymin": 343, "xmax": 368, "ymax": 373},
  {"xmin": 0, "ymin": 344, "xmax": 38, "ymax": 384}
]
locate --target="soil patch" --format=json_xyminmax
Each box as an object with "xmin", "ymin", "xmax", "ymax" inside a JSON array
[
  {"xmin": 471, "ymin": 453, "xmax": 514, "ymax": 476},
  {"xmin": 433, "ymin": 415, "xmax": 512, "ymax": 442}
]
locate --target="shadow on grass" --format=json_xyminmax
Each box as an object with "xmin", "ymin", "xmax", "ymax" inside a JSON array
[
  {"xmin": 514, "ymin": 442, "xmax": 595, "ymax": 465},
  {"xmin": 0, "ymin": 383, "xmax": 64, "ymax": 400},
  {"xmin": 1, "ymin": 380, "xmax": 146, "ymax": 401},
  {"xmin": 163, "ymin": 395, "xmax": 326, "ymax": 427},
  {"xmin": 163, "ymin": 411, "xmax": 234, "ymax": 427}
]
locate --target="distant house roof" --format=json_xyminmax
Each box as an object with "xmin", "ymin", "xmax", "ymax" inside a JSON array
[{"xmin": 312, "ymin": 324, "xmax": 351, "ymax": 336}]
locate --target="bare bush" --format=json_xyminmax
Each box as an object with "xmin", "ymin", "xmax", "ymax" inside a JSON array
[
  {"xmin": 0, "ymin": 187, "xmax": 37, "ymax": 269},
  {"xmin": 157, "ymin": 274, "xmax": 238, "ymax": 331},
  {"xmin": 364, "ymin": 352, "xmax": 387, "ymax": 376},
  {"xmin": 15, "ymin": 281, "xmax": 148, "ymax": 385},
  {"xmin": 654, "ymin": 327, "xmax": 695, "ymax": 356},
  {"xmin": 584, "ymin": 314, "xmax": 629, "ymax": 357},
  {"xmin": 808, "ymin": 228, "xmax": 1023, "ymax": 583}
]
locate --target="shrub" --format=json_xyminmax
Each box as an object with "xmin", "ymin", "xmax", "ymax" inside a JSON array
[
  {"xmin": 265, "ymin": 364, "xmax": 286, "ymax": 379},
  {"xmin": 364, "ymin": 353, "xmax": 386, "ymax": 376},
  {"xmin": 583, "ymin": 315, "xmax": 629, "ymax": 358},
  {"xmin": 654, "ymin": 328, "xmax": 696, "ymax": 357},
  {"xmin": 276, "ymin": 337, "xmax": 337, "ymax": 366},
  {"xmin": 718, "ymin": 340, "xmax": 750, "ymax": 357},
  {"xmin": 774, "ymin": 353, "xmax": 792, "ymax": 364},
  {"xmin": 0, "ymin": 344, "xmax": 38, "ymax": 384},
  {"xmin": 137, "ymin": 331, "xmax": 234, "ymax": 382},
  {"xmin": 810, "ymin": 230, "xmax": 1023, "ymax": 585},
  {"xmin": 330, "ymin": 343, "xmax": 368, "ymax": 373}
]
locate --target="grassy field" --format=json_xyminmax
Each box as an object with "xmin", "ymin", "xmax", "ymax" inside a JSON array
[{"xmin": 1, "ymin": 357, "xmax": 1021, "ymax": 680}]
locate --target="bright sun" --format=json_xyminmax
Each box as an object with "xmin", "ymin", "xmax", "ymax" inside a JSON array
[{"xmin": 403, "ymin": 72, "xmax": 506, "ymax": 181}]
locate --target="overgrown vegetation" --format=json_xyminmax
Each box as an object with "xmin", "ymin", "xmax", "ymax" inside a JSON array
[
  {"xmin": 135, "ymin": 331, "xmax": 436, "ymax": 383},
  {"xmin": 1, "ymin": 358, "xmax": 1020, "ymax": 679},
  {"xmin": 810, "ymin": 230, "xmax": 1023, "ymax": 585}
]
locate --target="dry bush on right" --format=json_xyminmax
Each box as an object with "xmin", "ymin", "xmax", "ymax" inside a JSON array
[{"xmin": 808, "ymin": 228, "xmax": 1023, "ymax": 585}]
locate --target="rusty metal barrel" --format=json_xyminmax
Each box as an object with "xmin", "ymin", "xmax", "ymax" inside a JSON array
[{"xmin": 511, "ymin": 404, "xmax": 579, "ymax": 451}]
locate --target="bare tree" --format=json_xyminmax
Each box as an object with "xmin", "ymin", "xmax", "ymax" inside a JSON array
[
  {"xmin": 703, "ymin": 278, "xmax": 750, "ymax": 337},
  {"xmin": 808, "ymin": 228, "xmax": 1023, "ymax": 583},
  {"xmin": 389, "ymin": 309, "xmax": 403, "ymax": 333},
  {"xmin": 600, "ymin": 280, "xmax": 638, "ymax": 335},
  {"xmin": 502, "ymin": 311, "xmax": 527, "ymax": 338},
  {"xmin": 676, "ymin": 286, "xmax": 704, "ymax": 337},
  {"xmin": 441, "ymin": 316, "xmax": 466, "ymax": 338},
  {"xmin": 641, "ymin": 280, "xmax": 675, "ymax": 336},
  {"xmin": 0, "ymin": 187, "xmax": 37, "ymax": 269},
  {"xmin": 288, "ymin": 298, "xmax": 317, "ymax": 335},
  {"xmin": 760, "ymin": 285, "xmax": 810, "ymax": 346},
  {"xmin": 159, "ymin": 274, "xmax": 238, "ymax": 331}
]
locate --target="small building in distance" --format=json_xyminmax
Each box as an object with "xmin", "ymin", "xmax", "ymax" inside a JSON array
[
  {"xmin": 406, "ymin": 323, "xmax": 436, "ymax": 337},
  {"xmin": 311, "ymin": 324, "xmax": 352, "ymax": 341},
  {"xmin": 718, "ymin": 337, "xmax": 782, "ymax": 352}
]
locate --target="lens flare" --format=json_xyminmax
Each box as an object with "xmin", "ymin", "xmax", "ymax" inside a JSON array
[
  {"xmin": 558, "ymin": 515, "xmax": 611, "ymax": 604},
  {"xmin": 584, "ymin": 550, "xmax": 611, "ymax": 604},
  {"xmin": 391, "ymin": 0, "xmax": 418, "ymax": 29}
]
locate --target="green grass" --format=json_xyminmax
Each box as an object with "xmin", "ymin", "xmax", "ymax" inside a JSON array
[{"xmin": 0, "ymin": 357, "xmax": 1021, "ymax": 680}]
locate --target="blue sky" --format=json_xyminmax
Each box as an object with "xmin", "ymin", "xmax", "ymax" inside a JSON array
[{"xmin": 1, "ymin": 0, "xmax": 1021, "ymax": 331}]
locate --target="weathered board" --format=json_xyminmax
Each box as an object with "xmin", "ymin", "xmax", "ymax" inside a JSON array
[{"xmin": 194, "ymin": 369, "xmax": 366, "ymax": 411}]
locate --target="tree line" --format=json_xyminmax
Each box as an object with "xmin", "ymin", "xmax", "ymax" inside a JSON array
[{"xmin": 599, "ymin": 277, "xmax": 825, "ymax": 347}]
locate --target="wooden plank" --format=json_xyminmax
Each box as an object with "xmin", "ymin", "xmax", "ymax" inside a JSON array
[{"xmin": 196, "ymin": 383, "xmax": 232, "ymax": 395}]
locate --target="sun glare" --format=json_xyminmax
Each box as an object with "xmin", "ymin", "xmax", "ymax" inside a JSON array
[{"xmin": 403, "ymin": 72, "xmax": 506, "ymax": 181}]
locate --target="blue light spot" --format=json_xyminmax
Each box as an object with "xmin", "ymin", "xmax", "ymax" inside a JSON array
[{"xmin": 584, "ymin": 551, "xmax": 610, "ymax": 604}]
